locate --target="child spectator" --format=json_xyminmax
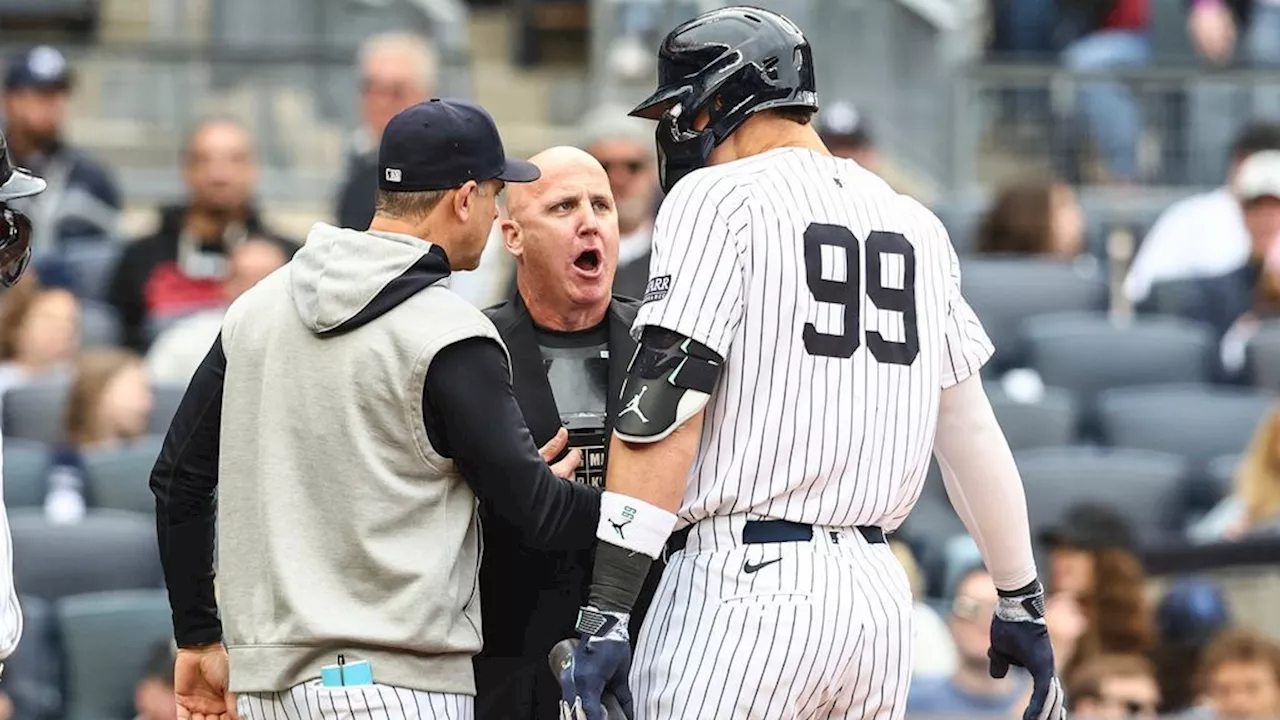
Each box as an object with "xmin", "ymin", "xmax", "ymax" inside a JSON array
[
  {"xmin": 44, "ymin": 349, "xmax": 153, "ymax": 523},
  {"xmin": 975, "ymin": 179, "xmax": 1087, "ymax": 259},
  {"xmin": 0, "ymin": 273, "xmax": 78, "ymax": 398},
  {"xmin": 1151, "ymin": 579, "xmax": 1232, "ymax": 713},
  {"xmin": 1197, "ymin": 629, "xmax": 1280, "ymax": 720},
  {"xmin": 134, "ymin": 639, "xmax": 176, "ymax": 720},
  {"xmin": 1067, "ymin": 653, "xmax": 1161, "ymax": 719}
]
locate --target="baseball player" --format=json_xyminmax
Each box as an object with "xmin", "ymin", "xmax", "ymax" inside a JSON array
[
  {"xmin": 0, "ymin": 131, "xmax": 48, "ymax": 674},
  {"xmin": 555, "ymin": 7, "xmax": 1066, "ymax": 720}
]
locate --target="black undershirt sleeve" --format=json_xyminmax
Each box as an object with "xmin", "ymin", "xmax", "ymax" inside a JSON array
[
  {"xmin": 422, "ymin": 336, "xmax": 601, "ymax": 551},
  {"xmin": 150, "ymin": 336, "xmax": 226, "ymax": 647}
]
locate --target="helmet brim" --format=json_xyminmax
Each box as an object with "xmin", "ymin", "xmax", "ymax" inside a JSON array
[
  {"xmin": 0, "ymin": 169, "xmax": 47, "ymax": 202},
  {"xmin": 629, "ymin": 85, "xmax": 688, "ymax": 121}
]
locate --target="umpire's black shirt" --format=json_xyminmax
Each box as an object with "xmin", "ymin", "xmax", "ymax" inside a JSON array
[{"xmin": 475, "ymin": 292, "xmax": 664, "ymax": 720}]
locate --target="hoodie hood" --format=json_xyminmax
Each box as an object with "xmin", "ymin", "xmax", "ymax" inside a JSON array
[{"xmin": 289, "ymin": 222, "xmax": 451, "ymax": 335}]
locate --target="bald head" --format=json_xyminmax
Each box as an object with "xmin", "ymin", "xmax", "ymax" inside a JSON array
[
  {"xmin": 501, "ymin": 145, "xmax": 620, "ymax": 330},
  {"xmin": 505, "ymin": 146, "xmax": 608, "ymax": 220}
]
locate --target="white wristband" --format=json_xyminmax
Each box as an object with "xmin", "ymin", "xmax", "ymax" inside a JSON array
[{"xmin": 596, "ymin": 491, "xmax": 678, "ymax": 559}]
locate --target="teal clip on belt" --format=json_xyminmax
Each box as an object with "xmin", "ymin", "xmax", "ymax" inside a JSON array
[{"xmin": 321, "ymin": 654, "xmax": 373, "ymax": 687}]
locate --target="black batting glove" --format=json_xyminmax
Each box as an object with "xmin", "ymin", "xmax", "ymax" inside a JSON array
[{"xmin": 989, "ymin": 580, "xmax": 1067, "ymax": 720}]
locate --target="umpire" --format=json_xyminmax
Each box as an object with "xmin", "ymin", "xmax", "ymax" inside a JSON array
[
  {"xmin": 150, "ymin": 100, "xmax": 602, "ymax": 720},
  {"xmin": 475, "ymin": 146, "xmax": 663, "ymax": 720}
]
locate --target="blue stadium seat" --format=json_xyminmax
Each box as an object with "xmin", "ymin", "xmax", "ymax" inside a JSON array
[
  {"xmin": 147, "ymin": 383, "xmax": 186, "ymax": 436},
  {"xmin": 10, "ymin": 510, "xmax": 162, "ymax": 602},
  {"xmin": 1206, "ymin": 453, "xmax": 1240, "ymax": 496},
  {"xmin": 959, "ymin": 259, "xmax": 1108, "ymax": 372},
  {"xmin": 1021, "ymin": 313, "xmax": 1216, "ymax": 434},
  {"xmin": 2, "ymin": 438, "xmax": 50, "ymax": 511},
  {"xmin": 1016, "ymin": 446, "xmax": 1188, "ymax": 545},
  {"xmin": 1097, "ymin": 384, "xmax": 1276, "ymax": 468},
  {"xmin": 55, "ymin": 240, "xmax": 121, "ymax": 303},
  {"xmin": 1250, "ymin": 321, "xmax": 1280, "ymax": 392},
  {"xmin": 57, "ymin": 590, "xmax": 173, "ymax": 720},
  {"xmin": 987, "ymin": 385, "xmax": 1079, "ymax": 451},
  {"xmin": 3, "ymin": 595, "xmax": 64, "ymax": 720},
  {"xmin": 78, "ymin": 299, "xmax": 123, "ymax": 350},
  {"xmin": 2, "ymin": 378, "xmax": 73, "ymax": 446},
  {"xmin": 82, "ymin": 435, "xmax": 164, "ymax": 515}
]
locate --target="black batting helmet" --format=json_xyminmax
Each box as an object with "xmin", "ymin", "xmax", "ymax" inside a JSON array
[
  {"xmin": 629, "ymin": 5, "xmax": 818, "ymax": 192},
  {"xmin": 0, "ymin": 131, "xmax": 46, "ymax": 287}
]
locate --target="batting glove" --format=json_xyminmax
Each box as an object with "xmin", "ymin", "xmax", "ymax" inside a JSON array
[
  {"xmin": 558, "ymin": 607, "xmax": 635, "ymax": 720},
  {"xmin": 989, "ymin": 581, "xmax": 1067, "ymax": 720}
]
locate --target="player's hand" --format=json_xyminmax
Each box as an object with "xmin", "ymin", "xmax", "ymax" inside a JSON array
[
  {"xmin": 989, "ymin": 581, "xmax": 1066, "ymax": 720},
  {"xmin": 175, "ymin": 643, "xmax": 238, "ymax": 720},
  {"xmin": 540, "ymin": 428, "xmax": 583, "ymax": 480},
  {"xmin": 557, "ymin": 608, "xmax": 635, "ymax": 720}
]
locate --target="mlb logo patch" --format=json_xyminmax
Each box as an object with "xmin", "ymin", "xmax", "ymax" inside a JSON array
[
  {"xmin": 643, "ymin": 275, "xmax": 672, "ymax": 304},
  {"xmin": 384, "ymin": 168, "xmax": 402, "ymax": 183}
]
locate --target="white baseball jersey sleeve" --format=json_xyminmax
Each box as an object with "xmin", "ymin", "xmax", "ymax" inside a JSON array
[
  {"xmin": 633, "ymin": 147, "xmax": 993, "ymax": 532},
  {"xmin": 0, "ymin": 434, "xmax": 24, "ymax": 660}
]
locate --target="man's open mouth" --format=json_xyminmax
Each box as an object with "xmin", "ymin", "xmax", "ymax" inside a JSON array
[{"xmin": 574, "ymin": 250, "xmax": 601, "ymax": 272}]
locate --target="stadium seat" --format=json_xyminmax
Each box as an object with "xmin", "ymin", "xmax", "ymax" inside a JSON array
[
  {"xmin": 1, "ymin": 438, "xmax": 50, "ymax": 509},
  {"xmin": 56, "ymin": 240, "xmax": 121, "ymax": 303},
  {"xmin": 1016, "ymin": 446, "xmax": 1188, "ymax": 544},
  {"xmin": 1206, "ymin": 453, "xmax": 1240, "ymax": 496},
  {"xmin": 958, "ymin": 259, "xmax": 1108, "ymax": 371},
  {"xmin": 147, "ymin": 383, "xmax": 186, "ymax": 436},
  {"xmin": 57, "ymin": 590, "xmax": 173, "ymax": 720},
  {"xmin": 2, "ymin": 377, "xmax": 73, "ymax": 446},
  {"xmin": 83, "ymin": 435, "xmax": 164, "ymax": 515},
  {"xmin": 3, "ymin": 595, "xmax": 64, "ymax": 720},
  {"xmin": 931, "ymin": 197, "xmax": 987, "ymax": 255},
  {"xmin": 1097, "ymin": 385, "xmax": 1276, "ymax": 468},
  {"xmin": 1250, "ymin": 321, "xmax": 1280, "ymax": 392},
  {"xmin": 1021, "ymin": 313, "xmax": 1216, "ymax": 430},
  {"xmin": 987, "ymin": 386, "xmax": 1078, "ymax": 451},
  {"xmin": 10, "ymin": 509, "xmax": 162, "ymax": 601},
  {"xmin": 78, "ymin": 299, "xmax": 123, "ymax": 350}
]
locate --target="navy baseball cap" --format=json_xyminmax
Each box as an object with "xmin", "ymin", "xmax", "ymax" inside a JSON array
[
  {"xmin": 378, "ymin": 99, "xmax": 540, "ymax": 192},
  {"xmin": 4, "ymin": 46, "xmax": 72, "ymax": 92}
]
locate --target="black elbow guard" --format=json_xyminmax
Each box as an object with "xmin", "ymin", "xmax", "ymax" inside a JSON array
[{"xmin": 614, "ymin": 327, "xmax": 723, "ymax": 443}]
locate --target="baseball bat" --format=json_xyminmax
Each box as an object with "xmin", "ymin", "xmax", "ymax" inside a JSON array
[{"xmin": 548, "ymin": 639, "xmax": 626, "ymax": 720}]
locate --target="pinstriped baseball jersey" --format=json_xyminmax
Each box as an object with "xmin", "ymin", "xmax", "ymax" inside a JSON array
[
  {"xmin": 0, "ymin": 437, "xmax": 23, "ymax": 663},
  {"xmin": 632, "ymin": 147, "xmax": 993, "ymax": 532},
  {"xmin": 237, "ymin": 683, "xmax": 474, "ymax": 720}
]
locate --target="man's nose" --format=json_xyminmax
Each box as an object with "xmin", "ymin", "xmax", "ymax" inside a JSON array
[{"xmin": 578, "ymin": 207, "xmax": 601, "ymax": 234}]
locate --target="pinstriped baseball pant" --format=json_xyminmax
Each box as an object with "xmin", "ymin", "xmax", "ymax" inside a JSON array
[
  {"xmin": 236, "ymin": 681, "xmax": 474, "ymax": 720},
  {"xmin": 631, "ymin": 516, "xmax": 914, "ymax": 719}
]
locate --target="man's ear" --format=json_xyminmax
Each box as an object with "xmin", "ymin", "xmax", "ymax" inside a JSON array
[
  {"xmin": 453, "ymin": 180, "xmax": 477, "ymax": 223},
  {"xmin": 500, "ymin": 218, "xmax": 524, "ymax": 258}
]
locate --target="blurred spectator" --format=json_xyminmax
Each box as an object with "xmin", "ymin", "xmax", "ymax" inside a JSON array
[
  {"xmin": 1067, "ymin": 653, "xmax": 1161, "ymax": 719},
  {"xmin": 1040, "ymin": 504, "xmax": 1157, "ymax": 676},
  {"xmin": 975, "ymin": 179, "xmax": 1086, "ymax": 259},
  {"xmin": 579, "ymin": 104, "xmax": 658, "ymax": 301},
  {"xmin": 890, "ymin": 539, "xmax": 957, "ymax": 679},
  {"xmin": 134, "ymin": 639, "xmax": 176, "ymax": 720},
  {"xmin": 335, "ymin": 33, "xmax": 437, "ymax": 231},
  {"xmin": 1187, "ymin": 0, "xmax": 1280, "ymax": 66},
  {"xmin": 815, "ymin": 101, "xmax": 929, "ymax": 201},
  {"xmin": 146, "ymin": 239, "xmax": 287, "ymax": 385},
  {"xmin": 44, "ymin": 348, "xmax": 153, "ymax": 524},
  {"xmin": 1047, "ymin": 590, "xmax": 1090, "ymax": 675},
  {"xmin": 1197, "ymin": 629, "xmax": 1280, "ymax": 719},
  {"xmin": 905, "ymin": 565, "xmax": 1028, "ymax": 716},
  {"xmin": 1125, "ymin": 122, "xmax": 1280, "ymax": 305},
  {"xmin": 0, "ymin": 272, "xmax": 78, "ymax": 398},
  {"xmin": 1190, "ymin": 404, "xmax": 1280, "ymax": 541},
  {"xmin": 107, "ymin": 117, "xmax": 297, "ymax": 351},
  {"xmin": 1058, "ymin": 0, "xmax": 1150, "ymax": 183},
  {"xmin": 1155, "ymin": 148, "xmax": 1280, "ymax": 379},
  {"xmin": 1, "ymin": 46, "xmax": 120, "ymax": 249},
  {"xmin": 1151, "ymin": 579, "xmax": 1232, "ymax": 713}
]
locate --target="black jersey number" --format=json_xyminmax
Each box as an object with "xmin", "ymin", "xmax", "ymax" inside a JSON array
[{"xmin": 801, "ymin": 223, "xmax": 919, "ymax": 365}]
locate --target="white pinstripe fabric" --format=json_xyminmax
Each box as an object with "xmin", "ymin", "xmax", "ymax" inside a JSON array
[
  {"xmin": 633, "ymin": 148, "xmax": 994, "ymax": 536},
  {"xmin": 631, "ymin": 517, "xmax": 913, "ymax": 719},
  {"xmin": 0, "ymin": 437, "xmax": 24, "ymax": 661},
  {"xmin": 236, "ymin": 682, "xmax": 474, "ymax": 720}
]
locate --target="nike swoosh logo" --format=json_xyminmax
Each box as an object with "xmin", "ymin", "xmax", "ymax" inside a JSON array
[{"xmin": 743, "ymin": 558, "xmax": 782, "ymax": 574}]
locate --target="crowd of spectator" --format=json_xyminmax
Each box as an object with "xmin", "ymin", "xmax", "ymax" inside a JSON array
[{"xmin": 0, "ymin": 6, "xmax": 1278, "ymax": 718}]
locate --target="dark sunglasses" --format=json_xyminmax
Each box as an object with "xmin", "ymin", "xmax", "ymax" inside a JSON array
[
  {"xmin": 599, "ymin": 159, "xmax": 647, "ymax": 176},
  {"xmin": 1100, "ymin": 694, "xmax": 1157, "ymax": 716},
  {"xmin": 0, "ymin": 206, "xmax": 32, "ymax": 288}
]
